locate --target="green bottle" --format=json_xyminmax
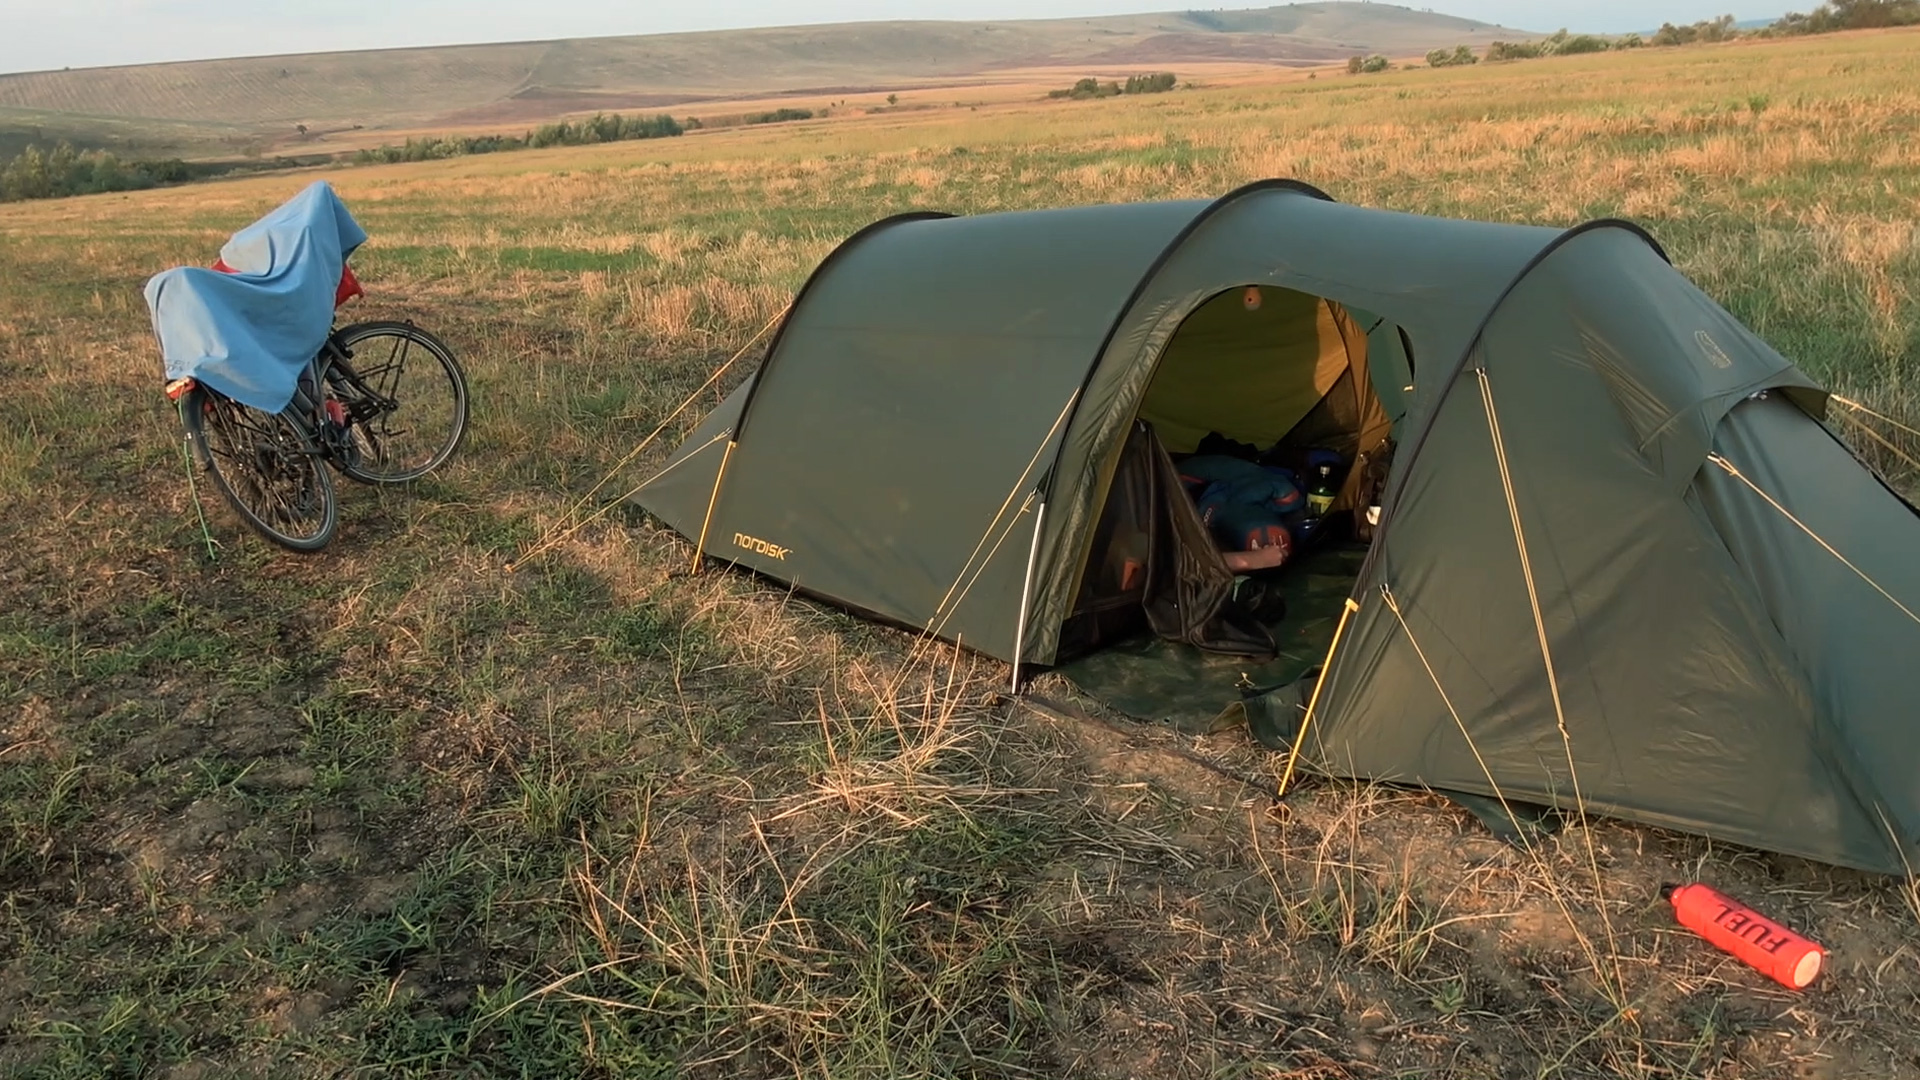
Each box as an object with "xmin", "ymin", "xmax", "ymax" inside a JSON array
[{"xmin": 1307, "ymin": 464, "xmax": 1337, "ymax": 518}]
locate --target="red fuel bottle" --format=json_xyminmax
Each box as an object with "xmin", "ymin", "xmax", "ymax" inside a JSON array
[{"xmin": 1664, "ymin": 883, "xmax": 1826, "ymax": 990}]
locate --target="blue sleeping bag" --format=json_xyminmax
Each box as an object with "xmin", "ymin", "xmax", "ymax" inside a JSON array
[
  {"xmin": 144, "ymin": 181, "xmax": 367, "ymax": 413},
  {"xmin": 1178, "ymin": 454, "xmax": 1312, "ymax": 553}
]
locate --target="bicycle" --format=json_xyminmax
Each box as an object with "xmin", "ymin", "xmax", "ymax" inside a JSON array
[{"xmin": 167, "ymin": 265, "xmax": 470, "ymax": 552}]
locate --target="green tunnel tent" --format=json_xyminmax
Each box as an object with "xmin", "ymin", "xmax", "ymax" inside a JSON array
[{"xmin": 637, "ymin": 180, "xmax": 1920, "ymax": 875}]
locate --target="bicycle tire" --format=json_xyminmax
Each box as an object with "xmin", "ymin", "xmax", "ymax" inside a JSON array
[
  {"xmin": 182, "ymin": 386, "xmax": 338, "ymax": 552},
  {"xmin": 325, "ymin": 321, "xmax": 469, "ymax": 484}
]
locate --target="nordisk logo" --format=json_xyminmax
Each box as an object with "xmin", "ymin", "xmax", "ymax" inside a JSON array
[
  {"xmin": 1696, "ymin": 330, "xmax": 1734, "ymax": 370},
  {"xmin": 734, "ymin": 533, "xmax": 790, "ymax": 561}
]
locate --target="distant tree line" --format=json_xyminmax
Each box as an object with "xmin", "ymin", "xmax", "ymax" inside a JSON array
[
  {"xmin": 4, "ymin": 105, "xmax": 818, "ymax": 201},
  {"xmin": 352, "ymin": 112, "xmax": 684, "ymax": 164},
  {"xmin": 1773, "ymin": 0, "xmax": 1919, "ymax": 31},
  {"xmin": 1, "ymin": 141, "xmax": 199, "ymax": 202},
  {"xmin": 678, "ymin": 107, "xmax": 817, "ymax": 130},
  {"xmin": 1048, "ymin": 73, "xmax": 1179, "ymax": 100},
  {"xmin": 1350, "ymin": 1, "xmax": 1916, "ymax": 76},
  {"xmin": 742, "ymin": 108, "xmax": 817, "ymax": 125},
  {"xmin": 1485, "ymin": 27, "xmax": 1651, "ymax": 61}
]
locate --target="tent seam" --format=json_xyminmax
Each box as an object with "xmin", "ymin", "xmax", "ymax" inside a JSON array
[
  {"xmin": 729, "ymin": 210, "xmax": 954, "ymax": 445},
  {"xmin": 1351, "ymin": 219, "xmax": 1671, "ymax": 603},
  {"xmin": 1027, "ymin": 178, "xmax": 1337, "ymax": 656}
]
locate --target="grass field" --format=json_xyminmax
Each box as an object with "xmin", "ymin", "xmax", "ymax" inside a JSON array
[
  {"xmin": 2, "ymin": 26, "xmax": 1919, "ymax": 1080},
  {"xmin": 0, "ymin": 3, "xmax": 1517, "ymax": 159}
]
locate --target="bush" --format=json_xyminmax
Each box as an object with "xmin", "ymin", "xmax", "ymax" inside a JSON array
[
  {"xmin": 1483, "ymin": 29, "xmax": 1635, "ymax": 63},
  {"xmin": 530, "ymin": 112, "xmax": 683, "ymax": 148},
  {"xmin": 1557, "ymin": 34, "xmax": 1613, "ymax": 54},
  {"xmin": 1487, "ymin": 40, "xmax": 1544, "ymax": 61},
  {"xmin": 1652, "ymin": 15, "xmax": 1740, "ymax": 46},
  {"xmin": 345, "ymin": 111, "xmax": 685, "ymax": 169},
  {"xmin": 1049, "ymin": 77, "xmax": 1125, "ymax": 100},
  {"xmin": 1123, "ymin": 72, "xmax": 1178, "ymax": 94},
  {"xmin": 1427, "ymin": 45, "xmax": 1479, "ymax": 67},
  {"xmin": 0, "ymin": 141, "xmax": 197, "ymax": 202}
]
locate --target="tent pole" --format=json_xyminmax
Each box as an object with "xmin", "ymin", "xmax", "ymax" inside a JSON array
[
  {"xmin": 690, "ymin": 439, "xmax": 737, "ymax": 574},
  {"xmin": 1277, "ymin": 596, "xmax": 1361, "ymax": 799},
  {"xmin": 1010, "ymin": 496, "xmax": 1048, "ymax": 696}
]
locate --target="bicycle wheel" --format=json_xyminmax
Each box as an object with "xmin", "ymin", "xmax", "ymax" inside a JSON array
[
  {"xmin": 182, "ymin": 386, "xmax": 338, "ymax": 552},
  {"xmin": 325, "ymin": 321, "xmax": 469, "ymax": 484}
]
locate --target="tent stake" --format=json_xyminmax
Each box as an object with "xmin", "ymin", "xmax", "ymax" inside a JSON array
[
  {"xmin": 1277, "ymin": 596, "xmax": 1360, "ymax": 798},
  {"xmin": 691, "ymin": 440, "xmax": 737, "ymax": 574},
  {"xmin": 1009, "ymin": 496, "xmax": 1048, "ymax": 696}
]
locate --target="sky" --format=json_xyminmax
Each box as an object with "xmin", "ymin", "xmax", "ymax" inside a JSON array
[{"xmin": 0, "ymin": 1, "xmax": 1795, "ymax": 76}]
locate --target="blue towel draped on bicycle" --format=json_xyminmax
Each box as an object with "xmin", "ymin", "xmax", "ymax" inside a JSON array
[{"xmin": 144, "ymin": 181, "xmax": 470, "ymax": 552}]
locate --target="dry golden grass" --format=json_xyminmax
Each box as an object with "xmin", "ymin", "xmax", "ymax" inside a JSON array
[{"xmin": 0, "ymin": 26, "xmax": 1917, "ymax": 1080}]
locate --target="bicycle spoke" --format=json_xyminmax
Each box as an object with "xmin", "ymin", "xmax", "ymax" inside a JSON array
[
  {"xmin": 354, "ymin": 333, "xmax": 409, "ymax": 402},
  {"xmin": 191, "ymin": 388, "xmax": 333, "ymax": 547},
  {"xmin": 383, "ymin": 334, "xmax": 411, "ymax": 399},
  {"xmin": 327, "ymin": 323, "xmax": 466, "ymax": 484}
]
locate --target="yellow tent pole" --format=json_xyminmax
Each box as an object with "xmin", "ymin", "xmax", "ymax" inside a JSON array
[
  {"xmin": 690, "ymin": 439, "xmax": 737, "ymax": 574},
  {"xmin": 1276, "ymin": 596, "xmax": 1361, "ymax": 799}
]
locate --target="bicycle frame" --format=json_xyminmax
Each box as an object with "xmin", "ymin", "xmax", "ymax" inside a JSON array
[
  {"xmin": 168, "ymin": 257, "xmax": 374, "ymax": 448},
  {"xmin": 170, "ymin": 327, "xmax": 381, "ymax": 468},
  {"xmin": 161, "ymin": 242, "xmax": 467, "ymax": 552},
  {"xmin": 318, "ymin": 332, "xmax": 399, "ymax": 420}
]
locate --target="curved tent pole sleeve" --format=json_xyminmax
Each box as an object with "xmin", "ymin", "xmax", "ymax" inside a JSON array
[
  {"xmin": 1349, "ymin": 218, "xmax": 1672, "ymax": 595},
  {"xmin": 728, "ymin": 211, "xmax": 955, "ymax": 448},
  {"xmin": 1037, "ymin": 177, "xmax": 1336, "ymax": 502}
]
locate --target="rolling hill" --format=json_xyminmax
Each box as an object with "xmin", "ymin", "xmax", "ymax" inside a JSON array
[{"xmin": 0, "ymin": 3, "xmax": 1526, "ymax": 159}]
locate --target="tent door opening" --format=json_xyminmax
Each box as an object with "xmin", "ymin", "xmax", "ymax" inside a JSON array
[{"xmin": 1053, "ymin": 285, "xmax": 1395, "ymax": 735}]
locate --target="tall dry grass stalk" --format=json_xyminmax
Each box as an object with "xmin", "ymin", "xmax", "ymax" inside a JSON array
[{"xmin": 2, "ymin": 25, "xmax": 1917, "ymax": 1080}]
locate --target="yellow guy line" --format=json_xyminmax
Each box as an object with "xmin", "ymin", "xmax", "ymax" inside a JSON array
[
  {"xmin": 1832, "ymin": 394, "xmax": 1920, "ymax": 443},
  {"xmin": 891, "ymin": 390, "xmax": 1082, "ymax": 677},
  {"xmin": 1477, "ymin": 367, "xmax": 1624, "ymax": 1000},
  {"xmin": 913, "ymin": 491, "xmax": 1038, "ymax": 660},
  {"xmin": 1276, "ymin": 596, "xmax": 1360, "ymax": 799},
  {"xmin": 1832, "ymin": 408, "xmax": 1920, "ymax": 477},
  {"xmin": 507, "ymin": 303, "xmax": 790, "ymax": 572},
  {"xmin": 1379, "ymin": 585, "xmax": 1527, "ymax": 827},
  {"xmin": 1708, "ymin": 452, "xmax": 1920, "ymax": 628},
  {"xmin": 1378, "ymin": 582, "xmax": 1617, "ymax": 1002},
  {"xmin": 897, "ymin": 490, "xmax": 1038, "ymax": 681},
  {"xmin": 921, "ymin": 390, "xmax": 1081, "ymax": 634}
]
